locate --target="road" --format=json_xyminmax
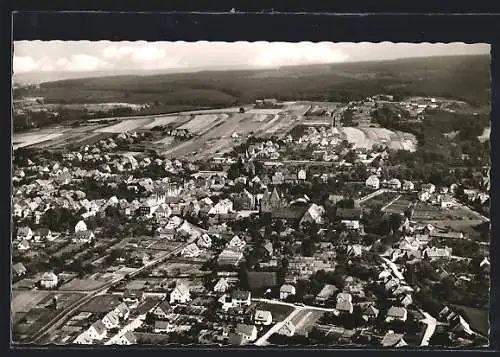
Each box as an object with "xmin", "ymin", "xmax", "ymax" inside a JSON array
[
  {"xmin": 358, "ymin": 189, "xmax": 393, "ymax": 204},
  {"xmin": 252, "ymin": 298, "xmax": 339, "ymax": 346},
  {"xmin": 30, "ymin": 242, "xmax": 189, "ymax": 344},
  {"xmin": 419, "ymin": 311, "xmax": 437, "ymax": 346},
  {"xmin": 381, "ymin": 194, "xmax": 402, "ymax": 212}
]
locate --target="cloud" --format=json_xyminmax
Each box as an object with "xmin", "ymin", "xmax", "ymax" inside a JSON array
[
  {"xmin": 102, "ymin": 44, "xmax": 166, "ymax": 62},
  {"xmin": 56, "ymin": 57, "xmax": 68, "ymax": 66},
  {"xmin": 63, "ymin": 54, "xmax": 110, "ymax": 71},
  {"xmin": 250, "ymin": 42, "xmax": 350, "ymax": 67},
  {"xmin": 13, "ymin": 56, "xmax": 40, "ymax": 73}
]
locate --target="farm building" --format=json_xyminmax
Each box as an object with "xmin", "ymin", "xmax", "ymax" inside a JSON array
[{"xmin": 40, "ymin": 272, "xmax": 58, "ymax": 289}]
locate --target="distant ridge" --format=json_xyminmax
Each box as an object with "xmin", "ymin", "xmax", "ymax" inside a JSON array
[{"xmin": 13, "ymin": 54, "xmax": 489, "ymax": 86}]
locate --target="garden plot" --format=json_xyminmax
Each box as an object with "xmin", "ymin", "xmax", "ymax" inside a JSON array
[
  {"xmin": 12, "ymin": 130, "xmax": 63, "ymax": 149},
  {"xmin": 95, "ymin": 117, "xmax": 153, "ymax": 133},
  {"xmin": 143, "ymin": 115, "xmax": 184, "ymax": 129},
  {"xmin": 177, "ymin": 114, "xmax": 226, "ymax": 135},
  {"xmin": 290, "ymin": 309, "xmax": 325, "ymax": 335},
  {"xmin": 78, "ymin": 294, "xmax": 122, "ymax": 313}
]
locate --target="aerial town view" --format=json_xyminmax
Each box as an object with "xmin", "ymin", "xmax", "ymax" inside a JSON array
[{"xmin": 11, "ymin": 41, "xmax": 491, "ymax": 348}]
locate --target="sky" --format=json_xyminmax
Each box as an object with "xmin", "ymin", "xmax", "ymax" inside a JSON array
[{"xmin": 13, "ymin": 41, "xmax": 490, "ymax": 75}]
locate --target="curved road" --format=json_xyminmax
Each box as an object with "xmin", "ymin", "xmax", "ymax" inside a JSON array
[{"xmin": 30, "ymin": 242, "xmax": 189, "ymax": 344}]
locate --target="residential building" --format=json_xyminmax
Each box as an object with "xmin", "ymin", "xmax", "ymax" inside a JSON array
[
  {"xmin": 402, "ymin": 180, "xmax": 415, "ymax": 191},
  {"xmin": 197, "ymin": 233, "xmax": 212, "ymax": 248},
  {"xmin": 315, "ymin": 284, "xmax": 338, "ymax": 305},
  {"xmin": 122, "ymin": 290, "xmax": 145, "ymax": 306},
  {"xmin": 387, "ymin": 178, "xmax": 402, "ymax": 190},
  {"xmin": 300, "ymin": 203, "xmax": 325, "ymax": 225},
  {"xmin": 102, "ymin": 311, "xmax": 120, "ymax": 329},
  {"xmin": 170, "ymin": 281, "xmax": 191, "ymax": 304},
  {"xmin": 278, "ymin": 320, "xmax": 296, "ymax": 337},
  {"xmin": 336, "ymin": 293, "xmax": 354, "ymax": 314},
  {"xmin": 181, "ymin": 243, "xmax": 201, "ymax": 258},
  {"xmin": 115, "ymin": 331, "xmax": 137, "ymax": 345},
  {"xmin": 73, "ymin": 230, "xmax": 95, "ymax": 243},
  {"xmin": 337, "ymin": 208, "xmax": 362, "ymax": 230},
  {"xmin": 362, "ymin": 305, "xmax": 379, "ymax": 322},
  {"xmin": 214, "ymin": 277, "xmax": 230, "ymax": 293},
  {"xmin": 381, "ymin": 331, "xmax": 407, "ymax": 348},
  {"xmin": 16, "ymin": 226, "xmax": 33, "ymax": 241},
  {"xmin": 280, "ymin": 284, "xmax": 296, "ymax": 300},
  {"xmin": 87, "ymin": 320, "xmax": 107, "ymax": 341},
  {"xmin": 235, "ymin": 324, "xmax": 258, "ymax": 342},
  {"xmin": 74, "ymin": 220, "xmax": 88, "ymax": 232},
  {"xmin": 385, "ymin": 306, "xmax": 408, "ymax": 322},
  {"xmin": 151, "ymin": 301, "xmax": 172, "ymax": 319},
  {"xmin": 33, "ymin": 228, "xmax": 53, "ymax": 242},
  {"xmin": 17, "ymin": 239, "xmax": 30, "ymax": 251},
  {"xmin": 366, "ymin": 175, "xmax": 380, "ymax": 189},
  {"xmin": 209, "ymin": 199, "xmax": 233, "ymax": 215},
  {"xmin": 423, "ymin": 247, "xmax": 452, "ymax": 259},
  {"xmin": 40, "ymin": 272, "xmax": 58, "ymax": 289},
  {"xmin": 113, "ymin": 302, "xmax": 130, "ymax": 320},
  {"xmin": 254, "ymin": 310, "xmax": 273, "ymax": 326},
  {"xmin": 228, "ymin": 235, "xmax": 246, "ymax": 251},
  {"xmin": 231, "ymin": 290, "xmax": 251, "ymax": 307}
]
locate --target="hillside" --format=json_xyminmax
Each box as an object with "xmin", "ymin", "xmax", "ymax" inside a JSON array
[{"xmin": 16, "ymin": 55, "xmax": 490, "ymax": 106}]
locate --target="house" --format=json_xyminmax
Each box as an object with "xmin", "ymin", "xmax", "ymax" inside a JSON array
[
  {"xmin": 151, "ymin": 300, "xmax": 172, "ymax": 319},
  {"xmin": 113, "ymin": 302, "xmax": 130, "ymax": 320},
  {"xmin": 170, "ymin": 281, "xmax": 191, "ymax": 304},
  {"xmin": 228, "ymin": 235, "xmax": 246, "ymax": 251},
  {"xmin": 381, "ymin": 331, "xmax": 407, "ymax": 347},
  {"xmin": 209, "ymin": 199, "xmax": 233, "ymax": 215},
  {"xmin": 278, "ymin": 320, "xmax": 296, "ymax": 337},
  {"xmin": 336, "ymin": 293, "xmax": 354, "ymax": 314},
  {"xmin": 154, "ymin": 320, "xmax": 170, "ymax": 333},
  {"xmin": 17, "ymin": 239, "xmax": 30, "ymax": 252},
  {"xmin": 480, "ymin": 257, "xmax": 490, "ymax": 272},
  {"xmin": 423, "ymin": 247, "xmax": 452, "ymax": 259},
  {"xmin": 197, "ymin": 233, "xmax": 212, "ymax": 248},
  {"xmin": 87, "ymin": 320, "xmax": 107, "ymax": 341},
  {"xmin": 366, "ymin": 175, "xmax": 380, "ymax": 189},
  {"xmin": 16, "ymin": 226, "xmax": 33, "ymax": 241},
  {"xmin": 300, "ymin": 203, "xmax": 325, "ymax": 225},
  {"xmin": 347, "ymin": 244, "xmax": 363, "ymax": 257},
  {"xmin": 12, "ymin": 262, "xmax": 27, "ymax": 277},
  {"xmin": 337, "ymin": 208, "xmax": 362, "ymax": 230},
  {"xmin": 235, "ymin": 324, "xmax": 258, "ymax": 342},
  {"xmin": 214, "ymin": 277, "xmax": 230, "ymax": 293},
  {"xmin": 362, "ymin": 305, "xmax": 380, "ymax": 322},
  {"xmin": 421, "ymin": 183, "xmax": 436, "ymax": 194},
  {"xmin": 73, "ymin": 332, "xmax": 93, "ymax": 344},
  {"xmin": 181, "ymin": 243, "xmax": 201, "ymax": 258},
  {"xmin": 122, "ymin": 290, "xmax": 145, "ymax": 306},
  {"xmin": 40, "ymin": 272, "xmax": 58, "ymax": 289},
  {"xmin": 74, "ymin": 220, "xmax": 88, "ymax": 232},
  {"xmin": 298, "ymin": 169, "xmax": 307, "ymax": 181},
  {"xmin": 73, "ymin": 230, "xmax": 95, "ymax": 243},
  {"xmin": 418, "ymin": 191, "xmax": 431, "ymax": 202},
  {"xmin": 387, "ymin": 178, "xmax": 402, "ymax": 190},
  {"xmin": 280, "ymin": 284, "xmax": 296, "ymax": 300},
  {"xmin": 385, "ymin": 306, "xmax": 408, "ymax": 322},
  {"xmin": 102, "ymin": 311, "xmax": 120, "ymax": 329},
  {"xmin": 402, "ymin": 180, "xmax": 415, "ymax": 191},
  {"xmin": 315, "ymin": 284, "xmax": 338, "ymax": 305},
  {"xmin": 115, "ymin": 331, "xmax": 137, "ymax": 345},
  {"xmin": 231, "ymin": 290, "xmax": 251, "ymax": 307},
  {"xmin": 272, "ymin": 171, "xmax": 285, "ymax": 185},
  {"xmin": 399, "ymin": 294, "xmax": 413, "ymax": 307},
  {"xmin": 263, "ymin": 242, "xmax": 274, "ymax": 257},
  {"xmin": 254, "ymin": 310, "xmax": 273, "ymax": 326}
]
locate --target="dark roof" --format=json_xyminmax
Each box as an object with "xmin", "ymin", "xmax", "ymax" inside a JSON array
[
  {"xmin": 336, "ymin": 207, "xmax": 362, "ymax": 220},
  {"xmin": 231, "ymin": 290, "xmax": 251, "ymax": 300},
  {"xmin": 271, "ymin": 207, "xmax": 306, "ymax": 220}
]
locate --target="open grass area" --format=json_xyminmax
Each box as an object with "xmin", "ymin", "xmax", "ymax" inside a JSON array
[
  {"xmin": 290, "ymin": 309, "xmax": 325, "ymax": 335},
  {"xmin": 451, "ymin": 304, "xmax": 489, "ymax": 336},
  {"xmin": 79, "ymin": 294, "xmax": 122, "ymax": 314},
  {"xmin": 254, "ymin": 302, "xmax": 295, "ymax": 322}
]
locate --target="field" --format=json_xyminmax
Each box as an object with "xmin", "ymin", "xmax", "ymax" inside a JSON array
[
  {"xmin": 412, "ymin": 201, "xmax": 480, "ymax": 221},
  {"xmin": 78, "ymin": 294, "xmax": 122, "ymax": 313},
  {"xmin": 12, "ymin": 129, "xmax": 63, "ymax": 149},
  {"xmin": 254, "ymin": 302, "xmax": 295, "ymax": 322},
  {"xmin": 14, "ymin": 102, "xmax": 417, "ymax": 159},
  {"xmin": 11, "ymin": 291, "xmax": 84, "ymax": 342},
  {"xmin": 58, "ymin": 272, "xmax": 118, "ymax": 291},
  {"xmin": 289, "ymin": 309, "xmax": 325, "ymax": 335},
  {"xmin": 361, "ymin": 191, "xmax": 401, "ymax": 209},
  {"xmin": 383, "ymin": 194, "xmax": 416, "ymax": 215},
  {"xmin": 337, "ymin": 127, "xmax": 417, "ymax": 151}
]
